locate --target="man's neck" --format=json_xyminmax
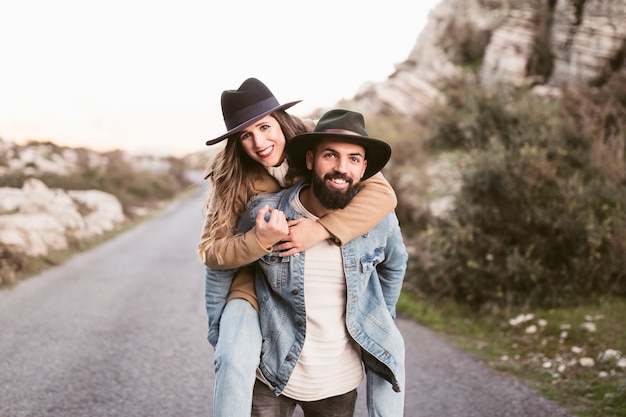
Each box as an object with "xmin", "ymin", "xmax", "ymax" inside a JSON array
[{"xmin": 299, "ymin": 185, "xmax": 332, "ymax": 218}]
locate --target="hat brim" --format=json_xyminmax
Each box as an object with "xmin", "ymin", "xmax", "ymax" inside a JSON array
[
  {"xmin": 205, "ymin": 100, "xmax": 302, "ymax": 146},
  {"xmin": 286, "ymin": 132, "xmax": 391, "ymax": 180}
]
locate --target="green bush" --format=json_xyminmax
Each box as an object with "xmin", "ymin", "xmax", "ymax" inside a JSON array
[
  {"xmin": 402, "ymin": 78, "xmax": 626, "ymax": 311},
  {"xmin": 364, "ymin": 112, "xmax": 435, "ymax": 235}
]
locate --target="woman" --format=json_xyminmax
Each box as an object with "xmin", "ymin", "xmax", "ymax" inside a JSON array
[{"xmin": 198, "ymin": 78, "xmax": 397, "ymax": 417}]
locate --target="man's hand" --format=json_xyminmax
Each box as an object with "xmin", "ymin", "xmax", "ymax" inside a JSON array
[
  {"xmin": 273, "ymin": 217, "xmax": 333, "ymax": 257},
  {"xmin": 255, "ymin": 205, "xmax": 289, "ymax": 249}
]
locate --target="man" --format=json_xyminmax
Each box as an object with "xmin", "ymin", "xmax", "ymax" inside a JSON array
[{"xmin": 236, "ymin": 109, "xmax": 408, "ymax": 417}]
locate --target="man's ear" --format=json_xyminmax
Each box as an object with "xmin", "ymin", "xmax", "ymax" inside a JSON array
[
  {"xmin": 306, "ymin": 150, "xmax": 314, "ymax": 171},
  {"xmin": 360, "ymin": 159, "xmax": 368, "ymax": 179}
]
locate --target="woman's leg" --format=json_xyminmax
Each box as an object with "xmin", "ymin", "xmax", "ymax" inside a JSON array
[
  {"xmin": 213, "ymin": 298, "xmax": 262, "ymax": 417},
  {"xmin": 365, "ymin": 335, "xmax": 405, "ymax": 417}
]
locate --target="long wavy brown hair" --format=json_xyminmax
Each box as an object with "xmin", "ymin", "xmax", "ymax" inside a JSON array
[{"xmin": 202, "ymin": 110, "xmax": 313, "ymax": 260}]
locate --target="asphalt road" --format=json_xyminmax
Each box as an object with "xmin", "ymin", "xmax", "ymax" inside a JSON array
[{"xmin": 0, "ymin": 182, "xmax": 576, "ymax": 417}]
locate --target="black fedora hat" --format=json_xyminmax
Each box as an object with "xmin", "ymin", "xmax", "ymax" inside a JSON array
[
  {"xmin": 206, "ymin": 78, "xmax": 301, "ymax": 146},
  {"xmin": 286, "ymin": 109, "xmax": 391, "ymax": 180}
]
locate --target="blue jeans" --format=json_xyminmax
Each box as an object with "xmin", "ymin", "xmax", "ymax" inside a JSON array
[
  {"xmin": 365, "ymin": 334, "xmax": 406, "ymax": 417},
  {"xmin": 213, "ymin": 299, "xmax": 262, "ymax": 417},
  {"xmin": 365, "ymin": 366, "xmax": 405, "ymax": 416}
]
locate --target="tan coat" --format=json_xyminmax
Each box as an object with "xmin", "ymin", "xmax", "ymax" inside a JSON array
[{"xmin": 198, "ymin": 170, "xmax": 397, "ymax": 311}]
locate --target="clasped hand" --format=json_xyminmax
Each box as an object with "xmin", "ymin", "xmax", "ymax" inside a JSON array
[{"xmin": 255, "ymin": 205, "xmax": 332, "ymax": 257}]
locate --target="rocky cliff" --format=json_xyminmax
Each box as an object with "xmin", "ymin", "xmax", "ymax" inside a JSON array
[{"xmin": 348, "ymin": 0, "xmax": 626, "ymax": 119}]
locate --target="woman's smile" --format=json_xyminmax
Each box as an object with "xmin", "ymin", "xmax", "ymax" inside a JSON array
[{"xmin": 257, "ymin": 145, "xmax": 274, "ymax": 159}]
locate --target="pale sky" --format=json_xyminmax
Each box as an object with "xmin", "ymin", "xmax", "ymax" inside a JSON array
[{"xmin": 0, "ymin": 0, "xmax": 440, "ymax": 157}]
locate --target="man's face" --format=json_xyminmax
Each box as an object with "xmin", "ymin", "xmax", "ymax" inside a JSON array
[{"xmin": 306, "ymin": 138, "xmax": 368, "ymax": 210}]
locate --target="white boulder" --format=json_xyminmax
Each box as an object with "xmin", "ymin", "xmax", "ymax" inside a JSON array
[{"xmin": 0, "ymin": 179, "xmax": 125, "ymax": 256}]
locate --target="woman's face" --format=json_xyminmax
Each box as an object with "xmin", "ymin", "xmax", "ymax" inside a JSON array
[{"xmin": 239, "ymin": 115, "xmax": 286, "ymax": 167}]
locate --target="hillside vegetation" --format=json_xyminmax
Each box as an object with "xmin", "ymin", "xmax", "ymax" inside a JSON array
[
  {"xmin": 376, "ymin": 73, "xmax": 626, "ymax": 312},
  {"xmin": 0, "ymin": 144, "xmax": 194, "ymax": 285},
  {"xmin": 0, "ymin": 145, "xmax": 192, "ymax": 215},
  {"xmin": 369, "ymin": 73, "xmax": 626, "ymax": 416}
]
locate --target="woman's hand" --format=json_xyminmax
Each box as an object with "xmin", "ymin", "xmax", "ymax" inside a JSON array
[
  {"xmin": 255, "ymin": 205, "xmax": 289, "ymax": 249},
  {"xmin": 273, "ymin": 217, "xmax": 333, "ymax": 257}
]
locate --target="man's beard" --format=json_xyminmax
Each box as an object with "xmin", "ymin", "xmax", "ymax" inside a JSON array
[{"xmin": 311, "ymin": 173, "xmax": 359, "ymax": 210}]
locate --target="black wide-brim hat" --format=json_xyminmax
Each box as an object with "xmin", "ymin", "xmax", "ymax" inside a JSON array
[
  {"xmin": 206, "ymin": 77, "xmax": 301, "ymax": 146},
  {"xmin": 286, "ymin": 109, "xmax": 391, "ymax": 180}
]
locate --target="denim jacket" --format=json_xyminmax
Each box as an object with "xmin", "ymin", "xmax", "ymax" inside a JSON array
[{"xmin": 237, "ymin": 181, "xmax": 408, "ymax": 395}]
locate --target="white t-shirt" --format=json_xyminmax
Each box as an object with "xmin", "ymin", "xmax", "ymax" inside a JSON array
[{"xmin": 281, "ymin": 189, "xmax": 363, "ymax": 401}]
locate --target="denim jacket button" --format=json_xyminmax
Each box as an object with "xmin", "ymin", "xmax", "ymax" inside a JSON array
[
  {"xmin": 285, "ymin": 355, "xmax": 293, "ymax": 361},
  {"xmin": 293, "ymin": 252, "xmax": 300, "ymax": 258},
  {"xmin": 291, "ymin": 289, "xmax": 298, "ymax": 296}
]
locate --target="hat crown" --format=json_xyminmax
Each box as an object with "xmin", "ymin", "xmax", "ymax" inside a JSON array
[
  {"xmin": 220, "ymin": 78, "xmax": 280, "ymax": 130},
  {"xmin": 206, "ymin": 77, "xmax": 301, "ymax": 146},
  {"xmin": 313, "ymin": 109, "xmax": 368, "ymax": 137}
]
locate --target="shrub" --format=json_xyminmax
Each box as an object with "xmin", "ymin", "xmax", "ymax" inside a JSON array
[
  {"xmin": 402, "ymin": 79, "xmax": 626, "ymax": 311},
  {"xmin": 0, "ymin": 245, "xmax": 31, "ymax": 287}
]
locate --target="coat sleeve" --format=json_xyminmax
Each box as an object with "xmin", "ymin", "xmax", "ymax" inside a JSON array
[
  {"xmin": 198, "ymin": 220, "xmax": 271, "ymax": 270},
  {"xmin": 197, "ymin": 173, "xmax": 281, "ymax": 270},
  {"xmin": 376, "ymin": 215, "xmax": 409, "ymax": 318},
  {"xmin": 317, "ymin": 171, "xmax": 398, "ymax": 245}
]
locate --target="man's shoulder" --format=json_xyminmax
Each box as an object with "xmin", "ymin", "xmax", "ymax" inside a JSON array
[
  {"xmin": 374, "ymin": 210, "xmax": 400, "ymax": 228},
  {"xmin": 355, "ymin": 210, "xmax": 401, "ymax": 239}
]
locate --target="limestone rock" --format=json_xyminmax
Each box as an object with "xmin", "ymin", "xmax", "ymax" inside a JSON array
[
  {"xmin": 0, "ymin": 213, "xmax": 68, "ymax": 257},
  {"xmin": 68, "ymin": 190, "xmax": 125, "ymax": 236},
  {"xmin": 0, "ymin": 179, "xmax": 125, "ymax": 256},
  {"xmin": 19, "ymin": 178, "xmax": 86, "ymax": 234}
]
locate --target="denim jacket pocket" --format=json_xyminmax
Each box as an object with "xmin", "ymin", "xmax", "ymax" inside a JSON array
[
  {"xmin": 258, "ymin": 250, "xmax": 291, "ymax": 289},
  {"xmin": 359, "ymin": 247, "xmax": 385, "ymax": 274},
  {"xmin": 357, "ymin": 247, "xmax": 385, "ymax": 286}
]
